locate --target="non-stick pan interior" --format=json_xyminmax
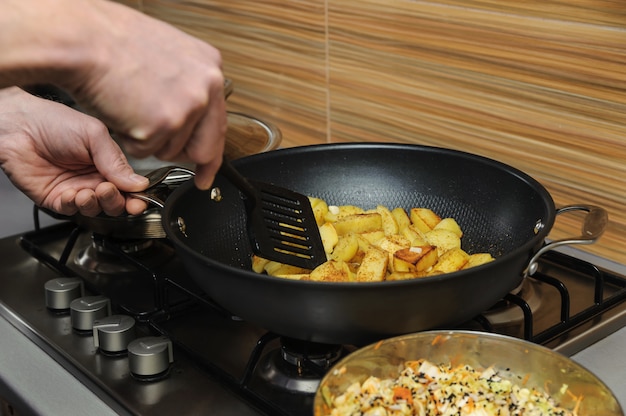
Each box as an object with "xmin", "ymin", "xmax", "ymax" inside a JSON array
[{"xmin": 167, "ymin": 143, "xmax": 555, "ymax": 270}]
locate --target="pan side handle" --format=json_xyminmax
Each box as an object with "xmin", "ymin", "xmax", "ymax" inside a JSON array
[
  {"xmin": 129, "ymin": 192, "xmax": 166, "ymax": 209},
  {"xmin": 129, "ymin": 166, "xmax": 195, "ymax": 208},
  {"xmin": 524, "ymin": 205, "xmax": 608, "ymax": 277}
]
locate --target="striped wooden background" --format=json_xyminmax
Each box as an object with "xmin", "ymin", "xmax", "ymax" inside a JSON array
[{"xmin": 121, "ymin": 0, "xmax": 625, "ymax": 265}]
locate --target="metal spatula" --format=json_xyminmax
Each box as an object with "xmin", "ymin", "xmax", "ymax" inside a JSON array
[{"xmin": 219, "ymin": 159, "xmax": 327, "ymax": 270}]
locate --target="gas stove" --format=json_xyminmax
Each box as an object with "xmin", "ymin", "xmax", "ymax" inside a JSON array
[{"xmin": 1, "ymin": 207, "xmax": 626, "ymax": 415}]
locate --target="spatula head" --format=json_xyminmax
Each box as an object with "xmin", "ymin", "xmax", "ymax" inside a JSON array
[{"xmin": 245, "ymin": 180, "xmax": 327, "ymax": 270}]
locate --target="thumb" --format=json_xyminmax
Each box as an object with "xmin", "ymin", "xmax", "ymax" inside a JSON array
[{"xmin": 89, "ymin": 136, "xmax": 149, "ymax": 192}]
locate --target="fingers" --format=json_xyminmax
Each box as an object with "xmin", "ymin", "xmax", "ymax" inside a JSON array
[
  {"xmin": 187, "ymin": 79, "xmax": 227, "ymax": 190},
  {"xmin": 58, "ymin": 189, "xmax": 79, "ymax": 216},
  {"xmin": 67, "ymin": 126, "xmax": 150, "ymax": 217},
  {"xmin": 95, "ymin": 182, "xmax": 148, "ymax": 216},
  {"xmin": 193, "ymin": 158, "xmax": 222, "ymax": 191},
  {"xmin": 57, "ymin": 182, "xmax": 139, "ymax": 217},
  {"xmin": 125, "ymin": 197, "xmax": 148, "ymax": 216},
  {"xmin": 87, "ymin": 131, "xmax": 149, "ymax": 193},
  {"xmin": 74, "ymin": 188, "xmax": 101, "ymax": 217},
  {"xmin": 94, "ymin": 182, "xmax": 126, "ymax": 216},
  {"xmin": 57, "ymin": 188, "xmax": 100, "ymax": 217}
]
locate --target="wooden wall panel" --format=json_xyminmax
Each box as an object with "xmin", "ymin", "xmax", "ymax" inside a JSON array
[
  {"xmin": 326, "ymin": 0, "xmax": 626, "ymax": 264},
  {"xmin": 132, "ymin": 0, "xmax": 624, "ymax": 264}
]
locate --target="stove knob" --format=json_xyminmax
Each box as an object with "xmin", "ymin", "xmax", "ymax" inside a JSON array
[
  {"xmin": 44, "ymin": 277, "xmax": 83, "ymax": 311},
  {"xmin": 93, "ymin": 315, "xmax": 136, "ymax": 354},
  {"xmin": 128, "ymin": 336, "xmax": 173, "ymax": 379},
  {"xmin": 70, "ymin": 296, "xmax": 111, "ymax": 331}
]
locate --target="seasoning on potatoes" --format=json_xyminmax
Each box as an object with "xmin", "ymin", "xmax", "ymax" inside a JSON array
[{"xmin": 251, "ymin": 199, "xmax": 495, "ymax": 281}]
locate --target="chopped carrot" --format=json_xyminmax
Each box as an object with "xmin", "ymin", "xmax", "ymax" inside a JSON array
[
  {"xmin": 566, "ymin": 389, "xmax": 583, "ymax": 415},
  {"xmin": 373, "ymin": 340, "xmax": 384, "ymax": 350},
  {"xmin": 572, "ymin": 394, "xmax": 583, "ymax": 415},
  {"xmin": 544, "ymin": 380, "xmax": 553, "ymax": 395},
  {"xmin": 392, "ymin": 386, "xmax": 413, "ymax": 405},
  {"xmin": 521, "ymin": 373, "xmax": 530, "ymax": 386}
]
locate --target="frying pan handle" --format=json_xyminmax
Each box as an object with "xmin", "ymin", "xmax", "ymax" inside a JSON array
[
  {"xmin": 129, "ymin": 166, "xmax": 195, "ymax": 208},
  {"xmin": 129, "ymin": 192, "xmax": 166, "ymax": 209},
  {"xmin": 524, "ymin": 204, "xmax": 608, "ymax": 277}
]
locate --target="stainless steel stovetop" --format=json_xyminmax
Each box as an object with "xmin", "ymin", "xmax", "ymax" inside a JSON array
[{"xmin": 1, "ymin": 209, "xmax": 626, "ymax": 415}]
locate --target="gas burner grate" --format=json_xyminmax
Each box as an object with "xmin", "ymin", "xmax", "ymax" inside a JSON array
[{"xmin": 467, "ymin": 251, "xmax": 626, "ymax": 351}]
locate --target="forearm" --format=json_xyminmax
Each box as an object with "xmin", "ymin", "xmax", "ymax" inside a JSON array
[{"xmin": 0, "ymin": 0, "xmax": 124, "ymax": 89}]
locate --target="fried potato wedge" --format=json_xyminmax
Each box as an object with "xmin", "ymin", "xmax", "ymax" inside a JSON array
[
  {"xmin": 333, "ymin": 213, "xmax": 383, "ymax": 235},
  {"xmin": 400, "ymin": 224, "xmax": 427, "ymax": 246},
  {"xmin": 324, "ymin": 205, "xmax": 365, "ymax": 223},
  {"xmin": 391, "ymin": 207, "xmax": 411, "ymax": 231},
  {"xmin": 319, "ymin": 222, "xmax": 339, "ymax": 254},
  {"xmin": 252, "ymin": 255, "xmax": 271, "ymax": 274},
  {"xmin": 394, "ymin": 246, "xmax": 439, "ymax": 272},
  {"xmin": 425, "ymin": 229, "xmax": 462, "ymax": 256},
  {"xmin": 330, "ymin": 233, "xmax": 359, "ymax": 262},
  {"xmin": 308, "ymin": 197, "xmax": 329, "ymax": 227},
  {"xmin": 377, "ymin": 235, "xmax": 411, "ymax": 254},
  {"xmin": 410, "ymin": 208, "xmax": 441, "ymax": 232},
  {"xmin": 375, "ymin": 205, "xmax": 399, "ymax": 236},
  {"xmin": 310, "ymin": 260, "xmax": 353, "ymax": 282},
  {"xmin": 275, "ymin": 273, "xmax": 310, "ymax": 280},
  {"xmin": 391, "ymin": 255, "xmax": 415, "ymax": 273},
  {"xmin": 463, "ymin": 253, "xmax": 495, "ymax": 269},
  {"xmin": 434, "ymin": 217, "xmax": 463, "ymax": 238},
  {"xmin": 356, "ymin": 248, "xmax": 388, "ymax": 282},
  {"xmin": 414, "ymin": 246, "xmax": 439, "ymax": 272},
  {"xmin": 359, "ymin": 230, "xmax": 386, "ymax": 246},
  {"xmin": 430, "ymin": 247, "xmax": 470, "ymax": 274}
]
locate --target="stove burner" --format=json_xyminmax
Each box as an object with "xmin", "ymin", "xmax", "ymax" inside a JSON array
[
  {"xmin": 75, "ymin": 240, "xmax": 146, "ymax": 274},
  {"xmin": 258, "ymin": 338, "xmax": 345, "ymax": 394},
  {"xmin": 483, "ymin": 278, "xmax": 542, "ymax": 325},
  {"xmin": 73, "ymin": 235, "xmax": 171, "ymax": 275}
]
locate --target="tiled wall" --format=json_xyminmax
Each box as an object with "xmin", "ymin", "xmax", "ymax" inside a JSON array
[{"xmin": 124, "ymin": 0, "xmax": 625, "ymax": 264}]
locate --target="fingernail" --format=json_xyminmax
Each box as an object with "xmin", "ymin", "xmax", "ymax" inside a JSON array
[{"xmin": 129, "ymin": 127, "xmax": 148, "ymax": 140}]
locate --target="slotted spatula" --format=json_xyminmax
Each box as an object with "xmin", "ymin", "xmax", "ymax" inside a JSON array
[{"xmin": 218, "ymin": 159, "xmax": 327, "ymax": 270}]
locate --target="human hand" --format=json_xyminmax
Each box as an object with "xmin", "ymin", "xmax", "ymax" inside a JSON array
[
  {"xmin": 0, "ymin": 87, "xmax": 149, "ymax": 217},
  {"xmin": 61, "ymin": 0, "xmax": 227, "ymax": 190}
]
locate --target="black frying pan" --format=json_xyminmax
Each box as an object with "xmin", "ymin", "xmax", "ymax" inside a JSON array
[{"xmin": 160, "ymin": 143, "xmax": 603, "ymax": 345}]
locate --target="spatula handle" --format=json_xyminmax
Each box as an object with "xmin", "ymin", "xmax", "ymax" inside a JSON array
[{"xmin": 218, "ymin": 158, "xmax": 257, "ymax": 201}]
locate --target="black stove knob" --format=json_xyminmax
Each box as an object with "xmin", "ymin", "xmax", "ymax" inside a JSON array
[
  {"xmin": 128, "ymin": 336, "xmax": 173, "ymax": 380},
  {"xmin": 70, "ymin": 296, "xmax": 111, "ymax": 331},
  {"xmin": 44, "ymin": 277, "xmax": 83, "ymax": 311},
  {"xmin": 93, "ymin": 314, "xmax": 136, "ymax": 354}
]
